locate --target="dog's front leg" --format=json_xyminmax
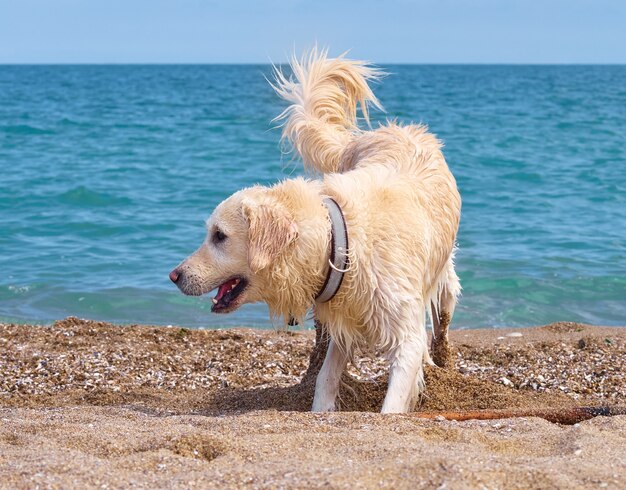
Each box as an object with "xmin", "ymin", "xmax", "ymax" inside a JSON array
[
  {"xmin": 312, "ymin": 339, "xmax": 348, "ymax": 412},
  {"xmin": 381, "ymin": 333, "xmax": 427, "ymax": 413}
]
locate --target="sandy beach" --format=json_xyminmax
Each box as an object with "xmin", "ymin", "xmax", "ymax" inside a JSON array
[{"xmin": 1, "ymin": 318, "xmax": 625, "ymax": 489}]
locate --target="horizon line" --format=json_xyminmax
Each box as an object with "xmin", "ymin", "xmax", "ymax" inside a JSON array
[{"xmin": 2, "ymin": 61, "xmax": 626, "ymax": 66}]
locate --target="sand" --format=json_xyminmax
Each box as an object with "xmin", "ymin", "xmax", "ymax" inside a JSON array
[{"xmin": 1, "ymin": 318, "xmax": 625, "ymax": 489}]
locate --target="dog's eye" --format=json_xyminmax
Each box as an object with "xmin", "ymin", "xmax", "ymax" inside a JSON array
[{"xmin": 212, "ymin": 229, "xmax": 227, "ymax": 243}]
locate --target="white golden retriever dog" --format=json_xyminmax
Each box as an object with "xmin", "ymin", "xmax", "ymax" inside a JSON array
[{"xmin": 170, "ymin": 50, "xmax": 461, "ymax": 413}]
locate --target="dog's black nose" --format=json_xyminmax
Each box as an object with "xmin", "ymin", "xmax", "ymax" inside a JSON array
[{"xmin": 169, "ymin": 269, "xmax": 181, "ymax": 283}]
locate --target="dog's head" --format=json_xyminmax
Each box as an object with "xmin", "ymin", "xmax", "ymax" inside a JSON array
[{"xmin": 169, "ymin": 187, "xmax": 299, "ymax": 314}]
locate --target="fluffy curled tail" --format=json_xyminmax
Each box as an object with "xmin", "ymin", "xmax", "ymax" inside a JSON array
[{"xmin": 272, "ymin": 48, "xmax": 384, "ymax": 173}]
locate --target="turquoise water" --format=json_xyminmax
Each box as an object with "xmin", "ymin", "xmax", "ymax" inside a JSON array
[{"xmin": 1, "ymin": 65, "xmax": 625, "ymax": 329}]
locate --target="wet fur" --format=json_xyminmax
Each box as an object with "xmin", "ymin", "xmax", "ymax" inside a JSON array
[{"xmin": 173, "ymin": 49, "xmax": 461, "ymax": 413}]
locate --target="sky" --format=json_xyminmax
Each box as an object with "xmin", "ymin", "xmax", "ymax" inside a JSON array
[{"xmin": 1, "ymin": 0, "xmax": 625, "ymax": 64}]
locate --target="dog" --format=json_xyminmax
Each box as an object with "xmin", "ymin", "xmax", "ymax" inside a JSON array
[{"xmin": 170, "ymin": 49, "xmax": 461, "ymax": 413}]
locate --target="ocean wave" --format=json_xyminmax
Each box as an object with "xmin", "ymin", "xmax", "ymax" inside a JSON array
[
  {"xmin": 1, "ymin": 124, "xmax": 55, "ymax": 135},
  {"xmin": 58, "ymin": 186, "xmax": 132, "ymax": 207}
]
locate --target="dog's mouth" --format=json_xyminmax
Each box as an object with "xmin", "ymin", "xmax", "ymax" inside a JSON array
[{"xmin": 211, "ymin": 276, "xmax": 248, "ymax": 313}]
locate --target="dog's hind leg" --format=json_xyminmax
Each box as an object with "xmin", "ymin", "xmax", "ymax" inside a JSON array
[
  {"xmin": 381, "ymin": 309, "xmax": 429, "ymax": 413},
  {"xmin": 430, "ymin": 256, "xmax": 461, "ymax": 368},
  {"xmin": 312, "ymin": 339, "xmax": 348, "ymax": 412}
]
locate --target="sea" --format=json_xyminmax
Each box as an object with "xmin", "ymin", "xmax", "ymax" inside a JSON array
[{"xmin": 1, "ymin": 65, "xmax": 625, "ymax": 329}]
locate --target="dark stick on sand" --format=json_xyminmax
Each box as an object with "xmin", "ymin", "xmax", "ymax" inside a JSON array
[{"xmin": 413, "ymin": 406, "xmax": 626, "ymax": 425}]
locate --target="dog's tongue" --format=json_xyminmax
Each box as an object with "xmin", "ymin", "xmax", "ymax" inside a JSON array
[{"xmin": 215, "ymin": 278, "xmax": 239, "ymax": 302}]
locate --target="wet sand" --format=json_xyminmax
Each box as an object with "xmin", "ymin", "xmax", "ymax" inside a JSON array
[{"xmin": 1, "ymin": 318, "xmax": 625, "ymax": 489}]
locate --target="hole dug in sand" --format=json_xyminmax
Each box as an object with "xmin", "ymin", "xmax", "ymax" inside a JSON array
[{"xmin": 208, "ymin": 322, "xmax": 573, "ymax": 416}]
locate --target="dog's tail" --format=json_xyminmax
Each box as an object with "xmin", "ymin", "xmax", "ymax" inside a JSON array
[{"xmin": 271, "ymin": 48, "xmax": 384, "ymax": 173}]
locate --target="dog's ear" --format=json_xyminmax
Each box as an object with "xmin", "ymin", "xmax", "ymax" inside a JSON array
[{"xmin": 242, "ymin": 198, "xmax": 299, "ymax": 273}]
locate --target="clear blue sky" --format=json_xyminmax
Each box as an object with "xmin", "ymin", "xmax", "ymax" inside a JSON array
[{"xmin": 1, "ymin": 0, "xmax": 625, "ymax": 63}]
